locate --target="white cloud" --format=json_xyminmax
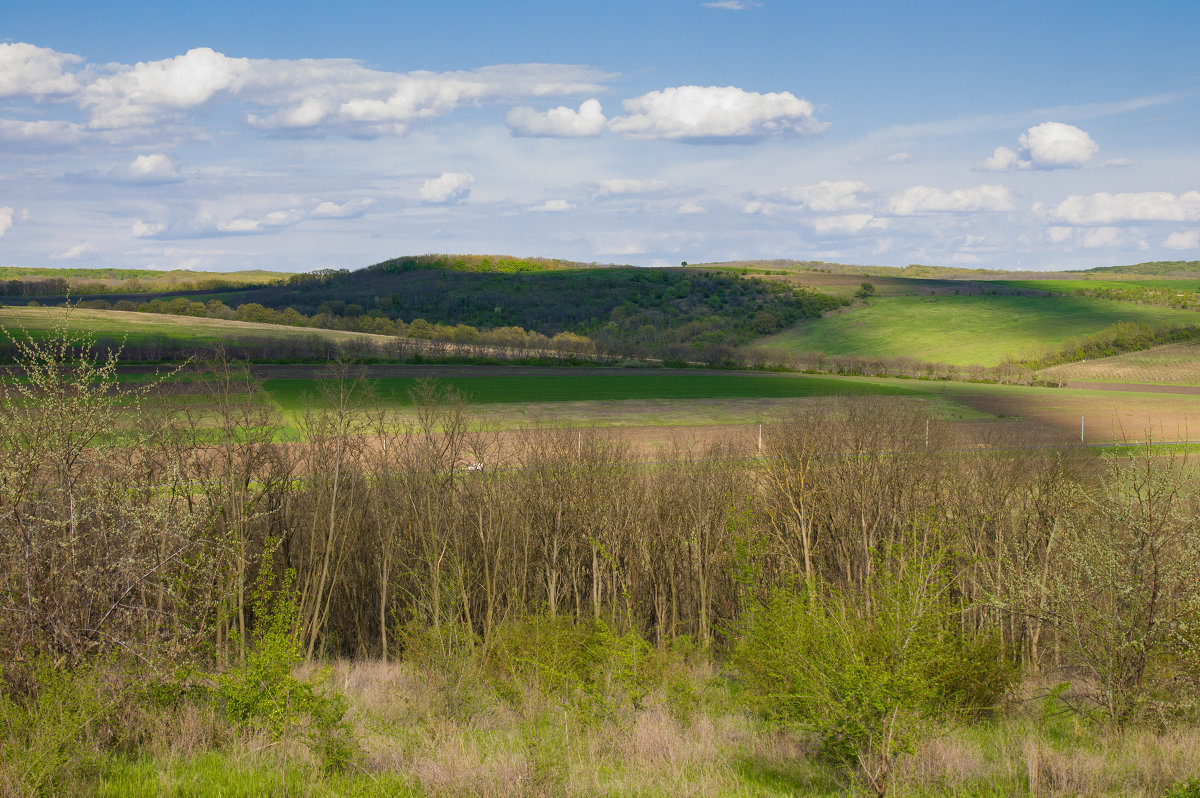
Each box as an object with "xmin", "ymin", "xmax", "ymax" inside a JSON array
[
  {"xmin": 983, "ymin": 145, "xmax": 1021, "ymax": 171},
  {"xmin": 1049, "ymin": 191, "xmax": 1200, "ymax": 224},
  {"xmin": 0, "ymin": 118, "xmax": 85, "ymax": 146},
  {"xmin": 4, "ymin": 42, "xmax": 613, "ymax": 136},
  {"xmin": 115, "ymin": 153, "xmax": 182, "ymax": 184},
  {"xmin": 888, "ymin": 185, "xmax": 1014, "ymax": 215},
  {"xmin": 1046, "ymin": 226, "xmax": 1074, "ymax": 244},
  {"xmin": 52, "ymin": 242, "xmax": 96, "ymax": 260},
  {"xmin": 420, "ymin": 172, "xmax": 474, "ymax": 204},
  {"xmin": 0, "ymin": 207, "xmax": 13, "ymax": 239},
  {"xmin": 887, "ymin": 152, "xmax": 912, "ymax": 164},
  {"xmin": 984, "ymin": 122, "xmax": 1099, "ymax": 170},
  {"xmin": 0, "ymin": 42, "xmax": 82, "ymax": 98},
  {"xmin": 82, "ymin": 47, "xmax": 252, "ymax": 129},
  {"xmin": 742, "ymin": 201, "xmax": 768, "ymax": 215},
  {"xmin": 1021, "ymin": 122, "xmax": 1098, "ymax": 167},
  {"xmin": 534, "ymin": 200, "xmax": 575, "ymax": 212},
  {"xmin": 131, "ymin": 220, "xmax": 165, "ymax": 238},
  {"xmin": 810, "ymin": 213, "xmax": 883, "ymax": 235},
  {"xmin": 608, "ymin": 85, "xmax": 825, "ymax": 141},
  {"xmin": 766, "ymin": 180, "xmax": 869, "ymax": 211},
  {"xmin": 506, "ymin": 98, "xmax": 605, "ymax": 137},
  {"xmin": 310, "ymin": 198, "xmax": 373, "ymax": 218},
  {"xmin": 701, "ymin": 0, "xmax": 762, "ymax": 8},
  {"xmin": 1163, "ymin": 230, "xmax": 1199, "ymax": 250},
  {"xmin": 594, "ymin": 178, "xmax": 668, "ymax": 197},
  {"xmin": 678, "ymin": 202, "xmax": 706, "ymax": 214},
  {"xmin": 1081, "ymin": 227, "xmax": 1124, "ymax": 248}
]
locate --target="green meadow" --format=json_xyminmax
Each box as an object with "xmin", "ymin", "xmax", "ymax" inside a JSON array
[
  {"xmin": 754, "ymin": 295, "xmax": 1200, "ymax": 366},
  {"xmin": 0, "ymin": 306, "xmax": 391, "ymax": 346},
  {"xmin": 261, "ymin": 372, "xmax": 924, "ymax": 412}
]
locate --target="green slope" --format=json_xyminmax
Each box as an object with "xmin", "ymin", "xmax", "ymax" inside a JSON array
[{"xmin": 753, "ymin": 295, "xmax": 1200, "ymax": 366}]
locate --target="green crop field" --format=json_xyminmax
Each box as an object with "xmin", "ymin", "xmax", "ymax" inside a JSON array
[
  {"xmin": 753, "ymin": 295, "xmax": 1200, "ymax": 366},
  {"xmin": 261, "ymin": 371, "xmax": 925, "ymax": 412}
]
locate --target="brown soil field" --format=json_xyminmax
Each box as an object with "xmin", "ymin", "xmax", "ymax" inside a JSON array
[{"xmin": 947, "ymin": 387, "xmax": 1200, "ymax": 444}]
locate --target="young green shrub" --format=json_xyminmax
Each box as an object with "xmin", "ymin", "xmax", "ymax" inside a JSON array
[
  {"xmin": 484, "ymin": 614, "xmax": 664, "ymax": 720},
  {"xmin": 733, "ymin": 547, "xmax": 1017, "ymax": 797},
  {"xmin": 217, "ymin": 567, "xmax": 354, "ymax": 772}
]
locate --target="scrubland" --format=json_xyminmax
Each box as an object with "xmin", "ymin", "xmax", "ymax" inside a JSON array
[{"xmin": 2, "ymin": 320, "xmax": 1200, "ymax": 797}]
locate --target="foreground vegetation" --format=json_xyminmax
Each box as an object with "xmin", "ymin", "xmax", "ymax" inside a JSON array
[{"xmin": 3, "ymin": 307, "xmax": 1200, "ymax": 794}]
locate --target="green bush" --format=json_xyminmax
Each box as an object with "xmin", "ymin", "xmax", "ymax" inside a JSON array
[
  {"xmin": 217, "ymin": 569, "xmax": 353, "ymax": 771},
  {"xmin": 733, "ymin": 549, "xmax": 1017, "ymax": 795},
  {"xmin": 484, "ymin": 614, "xmax": 664, "ymax": 719}
]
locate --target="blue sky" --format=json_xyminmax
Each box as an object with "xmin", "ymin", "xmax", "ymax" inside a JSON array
[{"xmin": 2, "ymin": 0, "xmax": 1198, "ymax": 271}]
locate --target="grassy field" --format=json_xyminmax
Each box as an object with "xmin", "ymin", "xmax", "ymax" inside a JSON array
[
  {"xmin": 261, "ymin": 371, "xmax": 925, "ymax": 412},
  {"xmin": 998, "ymin": 277, "xmax": 1200, "ymax": 295},
  {"xmin": 753, "ymin": 295, "xmax": 1200, "ymax": 366},
  {"xmin": 0, "ymin": 306, "xmax": 396, "ymax": 346},
  {"xmin": 1039, "ymin": 338, "xmax": 1200, "ymax": 385}
]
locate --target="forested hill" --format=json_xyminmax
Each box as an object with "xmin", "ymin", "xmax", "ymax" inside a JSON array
[{"xmin": 198, "ymin": 257, "xmax": 845, "ymax": 353}]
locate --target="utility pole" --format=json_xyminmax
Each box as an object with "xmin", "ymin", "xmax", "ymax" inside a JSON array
[
  {"xmin": 757, "ymin": 423, "xmax": 762, "ymax": 454},
  {"xmin": 1081, "ymin": 416, "xmax": 1085, "ymax": 444},
  {"xmin": 925, "ymin": 418, "xmax": 930, "ymax": 449}
]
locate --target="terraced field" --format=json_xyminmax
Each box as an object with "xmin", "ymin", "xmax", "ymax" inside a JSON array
[{"xmin": 753, "ymin": 295, "xmax": 1200, "ymax": 366}]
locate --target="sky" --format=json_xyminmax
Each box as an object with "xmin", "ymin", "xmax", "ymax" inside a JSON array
[{"xmin": 1, "ymin": 0, "xmax": 1198, "ymax": 272}]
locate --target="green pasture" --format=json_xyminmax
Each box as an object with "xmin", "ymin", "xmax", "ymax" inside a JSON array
[
  {"xmin": 262, "ymin": 372, "xmax": 925, "ymax": 412},
  {"xmin": 998, "ymin": 278, "xmax": 1200, "ymax": 294},
  {"xmin": 753, "ymin": 295, "xmax": 1200, "ymax": 366},
  {"xmin": 0, "ymin": 306, "xmax": 389, "ymax": 346}
]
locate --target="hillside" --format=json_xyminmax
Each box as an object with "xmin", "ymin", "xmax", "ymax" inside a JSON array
[
  {"xmin": 1039, "ymin": 338, "xmax": 1200, "ymax": 386},
  {"xmin": 147, "ymin": 256, "xmax": 846, "ymax": 359},
  {"xmin": 752, "ymin": 294, "xmax": 1200, "ymax": 367}
]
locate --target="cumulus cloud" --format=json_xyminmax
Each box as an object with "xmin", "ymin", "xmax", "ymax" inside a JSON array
[
  {"xmin": 0, "ymin": 118, "xmax": 86, "ymax": 147},
  {"xmin": 764, "ymin": 180, "xmax": 869, "ymax": 212},
  {"xmin": 310, "ymin": 199, "xmax": 373, "ymax": 218},
  {"xmin": 888, "ymin": 185, "xmax": 1013, "ymax": 215},
  {"xmin": 594, "ymin": 178, "xmax": 668, "ymax": 197},
  {"xmin": 1163, "ymin": 230, "xmax": 1199, "ymax": 250},
  {"xmin": 678, "ymin": 202, "xmax": 706, "ymax": 214},
  {"xmin": 534, "ymin": 200, "xmax": 575, "ymax": 212},
  {"xmin": 0, "ymin": 207, "xmax": 13, "ymax": 239},
  {"xmin": 1080, "ymin": 227, "xmax": 1125, "ymax": 248},
  {"xmin": 0, "ymin": 42, "xmax": 82, "ymax": 98},
  {"xmin": 132, "ymin": 220, "xmax": 165, "ymax": 238},
  {"xmin": 887, "ymin": 152, "xmax": 912, "ymax": 164},
  {"xmin": 3, "ymin": 42, "xmax": 613, "ymax": 137},
  {"xmin": 217, "ymin": 208, "xmax": 307, "ymax": 233},
  {"xmin": 115, "ymin": 153, "xmax": 182, "ymax": 183},
  {"xmin": 506, "ymin": 98, "xmax": 605, "ymax": 137},
  {"xmin": 52, "ymin": 242, "xmax": 96, "ymax": 260},
  {"xmin": 1046, "ymin": 226, "xmax": 1074, "ymax": 244},
  {"xmin": 608, "ymin": 85, "xmax": 825, "ymax": 142},
  {"xmin": 1049, "ymin": 191, "xmax": 1200, "ymax": 224},
  {"xmin": 420, "ymin": 172, "xmax": 474, "ymax": 204},
  {"xmin": 984, "ymin": 122, "xmax": 1099, "ymax": 170},
  {"xmin": 810, "ymin": 214, "xmax": 883, "ymax": 235}
]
